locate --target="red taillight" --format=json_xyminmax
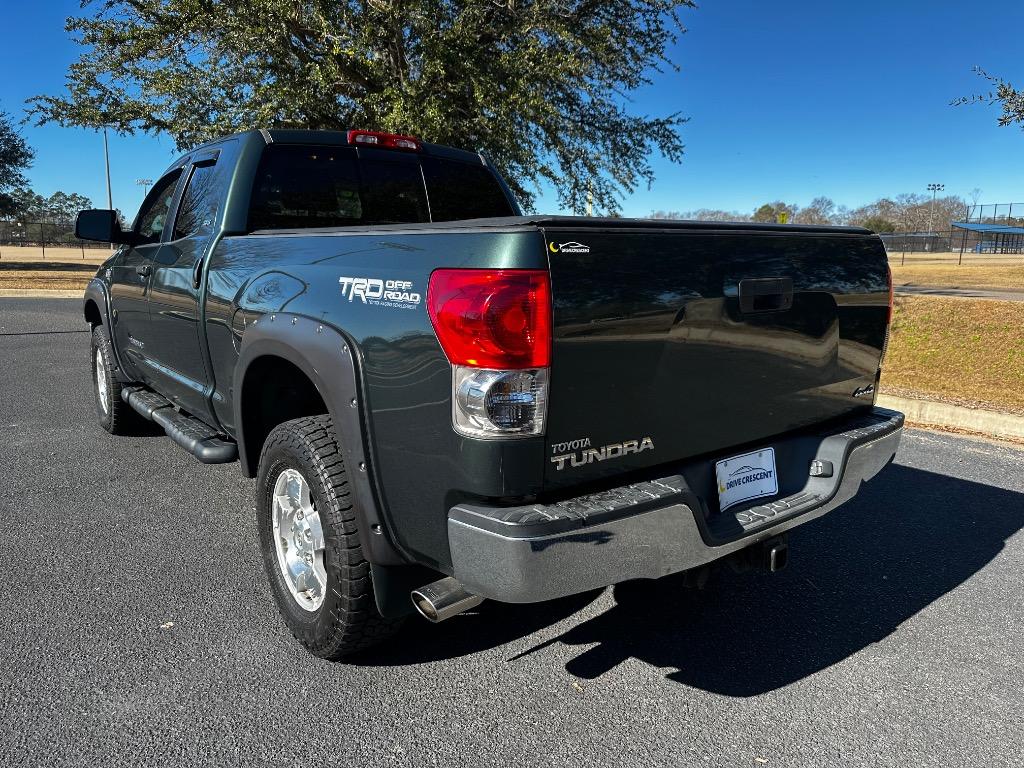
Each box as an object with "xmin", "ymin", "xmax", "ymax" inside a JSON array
[
  {"xmin": 427, "ymin": 269, "xmax": 551, "ymax": 369},
  {"xmin": 346, "ymin": 129, "xmax": 421, "ymax": 151}
]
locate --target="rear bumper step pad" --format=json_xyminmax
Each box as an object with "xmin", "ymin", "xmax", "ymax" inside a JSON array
[{"xmin": 122, "ymin": 387, "xmax": 237, "ymax": 464}]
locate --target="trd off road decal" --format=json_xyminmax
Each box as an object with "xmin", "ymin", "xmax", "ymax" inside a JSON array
[{"xmin": 338, "ymin": 276, "xmax": 421, "ymax": 309}]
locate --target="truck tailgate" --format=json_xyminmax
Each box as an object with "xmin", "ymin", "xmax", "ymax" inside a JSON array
[{"xmin": 542, "ymin": 225, "xmax": 890, "ymax": 490}]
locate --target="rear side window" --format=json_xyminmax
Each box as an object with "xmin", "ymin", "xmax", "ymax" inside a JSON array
[
  {"xmin": 422, "ymin": 156, "xmax": 515, "ymax": 221},
  {"xmin": 248, "ymin": 144, "xmax": 513, "ymax": 231}
]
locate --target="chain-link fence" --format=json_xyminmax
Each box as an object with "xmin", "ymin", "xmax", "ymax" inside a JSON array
[
  {"xmin": 879, "ymin": 228, "xmax": 1024, "ymax": 264},
  {"xmin": 0, "ymin": 220, "xmax": 110, "ymax": 259},
  {"xmin": 879, "ymin": 231, "xmax": 953, "ymax": 253},
  {"xmin": 965, "ymin": 203, "xmax": 1024, "ymax": 227},
  {"xmin": 0, "ymin": 220, "xmax": 109, "ymax": 248}
]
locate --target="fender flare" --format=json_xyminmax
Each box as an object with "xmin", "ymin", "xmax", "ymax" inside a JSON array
[
  {"xmin": 233, "ymin": 312, "xmax": 407, "ymax": 568},
  {"xmin": 83, "ymin": 278, "xmax": 130, "ymax": 382}
]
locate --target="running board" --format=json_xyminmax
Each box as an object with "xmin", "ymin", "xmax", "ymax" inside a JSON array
[{"xmin": 121, "ymin": 386, "xmax": 238, "ymax": 464}]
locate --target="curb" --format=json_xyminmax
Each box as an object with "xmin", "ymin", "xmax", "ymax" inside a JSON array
[
  {"xmin": 0, "ymin": 289, "xmax": 83, "ymax": 298},
  {"xmin": 877, "ymin": 394, "xmax": 1024, "ymax": 441}
]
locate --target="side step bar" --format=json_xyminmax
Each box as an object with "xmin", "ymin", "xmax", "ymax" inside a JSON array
[{"xmin": 121, "ymin": 386, "xmax": 238, "ymax": 464}]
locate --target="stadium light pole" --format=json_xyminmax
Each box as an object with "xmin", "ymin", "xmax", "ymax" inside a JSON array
[
  {"xmin": 103, "ymin": 128, "xmax": 113, "ymax": 211},
  {"xmin": 927, "ymin": 183, "xmax": 944, "ymax": 234},
  {"xmin": 102, "ymin": 127, "xmax": 116, "ymax": 252},
  {"xmin": 136, "ymin": 178, "xmax": 153, "ymax": 197}
]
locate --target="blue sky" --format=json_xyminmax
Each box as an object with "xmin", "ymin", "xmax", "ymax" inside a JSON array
[{"xmin": 2, "ymin": 0, "xmax": 1022, "ymax": 219}]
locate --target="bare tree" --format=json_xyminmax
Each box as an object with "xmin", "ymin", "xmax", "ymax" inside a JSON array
[
  {"xmin": 793, "ymin": 196, "xmax": 835, "ymax": 225},
  {"xmin": 652, "ymin": 192, "xmax": 967, "ymax": 232},
  {"xmin": 650, "ymin": 208, "xmax": 751, "ymax": 222}
]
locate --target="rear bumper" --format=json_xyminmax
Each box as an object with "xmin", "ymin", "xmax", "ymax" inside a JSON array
[{"xmin": 447, "ymin": 407, "xmax": 904, "ymax": 603}]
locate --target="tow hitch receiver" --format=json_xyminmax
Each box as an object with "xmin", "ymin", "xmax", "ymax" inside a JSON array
[
  {"xmin": 763, "ymin": 536, "xmax": 789, "ymax": 572},
  {"xmin": 732, "ymin": 534, "xmax": 789, "ymax": 574}
]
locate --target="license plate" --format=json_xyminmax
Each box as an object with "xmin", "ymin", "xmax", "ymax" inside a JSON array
[{"xmin": 715, "ymin": 447, "xmax": 778, "ymax": 511}]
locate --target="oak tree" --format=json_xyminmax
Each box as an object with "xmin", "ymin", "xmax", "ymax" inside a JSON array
[
  {"xmin": 30, "ymin": 0, "xmax": 694, "ymax": 214},
  {"xmin": 0, "ymin": 109, "xmax": 34, "ymax": 215},
  {"xmin": 955, "ymin": 68, "xmax": 1024, "ymax": 130}
]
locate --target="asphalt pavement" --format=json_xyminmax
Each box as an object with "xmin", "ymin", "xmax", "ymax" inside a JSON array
[{"xmin": 2, "ymin": 298, "xmax": 1023, "ymax": 767}]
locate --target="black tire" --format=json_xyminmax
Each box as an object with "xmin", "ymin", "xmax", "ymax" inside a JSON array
[
  {"xmin": 256, "ymin": 415, "xmax": 402, "ymax": 659},
  {"xmin": 90, "ymin": 325, "xmax": 141, "ymax": 434}
]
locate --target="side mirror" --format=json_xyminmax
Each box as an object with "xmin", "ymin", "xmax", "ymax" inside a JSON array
[{"xmin": 75, "ymin": 209, "xmax": 132, "ymax": 244}]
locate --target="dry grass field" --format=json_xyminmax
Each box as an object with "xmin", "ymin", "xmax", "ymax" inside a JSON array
[
  {"xmin": 881, "ymin": 295, "xmax": 1024, "ymax": 414},
  {"xmin": 0, "ymin": 246, "xmax": 109, "ymax": 263},
  {"xmin": 0, "ymin": 261, "xmax": 98, "ymax": 291}
]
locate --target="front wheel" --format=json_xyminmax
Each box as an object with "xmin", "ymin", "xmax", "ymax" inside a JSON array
[
  {"xmin": 256, "ymin": 415, "xmax": 402, "ymax": 659},
  {"xmin": 90, "ymin": 325, "xmax": 141, "ymax": 434}
]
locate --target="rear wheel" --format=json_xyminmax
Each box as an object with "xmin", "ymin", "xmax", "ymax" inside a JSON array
[
  {"xmin": 90, "ymin": 325, "xmax": 140, "ymax": 434},
  {"xmin": 256, "ymin": 415, "xmax": 402, "ymax": 658}
]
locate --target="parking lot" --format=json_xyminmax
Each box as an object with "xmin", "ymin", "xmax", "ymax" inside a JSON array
[{"xmin": 2, "ymin": 297, "xmax": 1023, "ymax": 767}]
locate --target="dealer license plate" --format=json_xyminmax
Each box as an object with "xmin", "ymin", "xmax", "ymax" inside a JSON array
[{"xmin": 715, "ymin": 447, "xmax": 778, "ymax": 511}]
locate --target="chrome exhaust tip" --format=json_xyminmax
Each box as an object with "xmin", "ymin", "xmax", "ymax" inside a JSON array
[{"xmin": 410, "ymin": 576, "xmax": 483, "ymax": 623}]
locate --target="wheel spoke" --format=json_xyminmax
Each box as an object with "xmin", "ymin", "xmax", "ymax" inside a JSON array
[
  {"xmin": 286, "ymin": 474, "xmax": 304, "ymax": 508},
  {"xmin": 297, "ymin": 479, "xmax": 313, "ymax": 514},
  {"xmin": 273, "ymin": 493, "xmax": 294, "ymax": 520},
  {"xmin": 306, "ymin": 512, "xmax": 325, "ymax": 553},
  {"xmin": 291, "ymin": 561, "xmax": 312, "ymax": 592}
]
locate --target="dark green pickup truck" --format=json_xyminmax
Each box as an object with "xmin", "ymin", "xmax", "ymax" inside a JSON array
[{"xmin": 78, "ymin": 129, "xmax": 903, "ymax": 659}]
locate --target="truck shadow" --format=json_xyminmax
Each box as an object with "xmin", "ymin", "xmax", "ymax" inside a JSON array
[
  {"xmin": 352, "ymin": 588, "xmax": 605, "ymax": 665},
  {"xmin": 518, "ymin": 463, "xmax": 1024, "ymax": 695},
  {"xmin": 356, "ymin": 464, "xmax": 1023, "ymax": 697}
]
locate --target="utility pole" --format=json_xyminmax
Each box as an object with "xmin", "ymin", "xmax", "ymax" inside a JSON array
[{"xmin": 927, "ymin": 182, "xmax": 944, "ymax": 235}]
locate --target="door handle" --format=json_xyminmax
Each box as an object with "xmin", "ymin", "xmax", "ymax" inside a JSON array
[
  {"xmin": 192, "ymin": 259, "xmax": 204, "ymax": 289},
  {"xmin": 738, "ymin": 277, "xmax": 794, "ymax": 313},
  {"xmin": 136, "ymin": 265, "xmax": 152, "ymax": 277}
]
